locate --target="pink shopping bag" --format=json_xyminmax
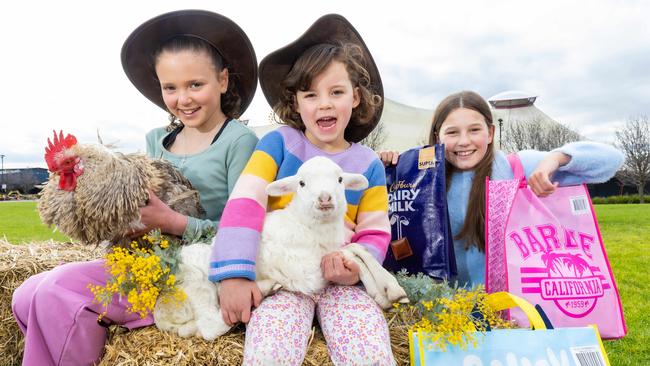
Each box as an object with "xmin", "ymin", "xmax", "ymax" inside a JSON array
[{"xmin": 486, "ymin": 154, "xmax": 627, "ymax": 338}]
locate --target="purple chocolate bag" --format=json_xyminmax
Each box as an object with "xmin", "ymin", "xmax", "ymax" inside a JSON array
[{"xmin": 383, "ymin": 145, "xmax": 456, "ymax": 279}]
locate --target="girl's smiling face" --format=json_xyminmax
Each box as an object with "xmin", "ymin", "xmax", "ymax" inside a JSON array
[
  {"xmin": 438, "ymin": 107, "xmax": 494, "ymax": 171},
  {"xmin": 155, "ymin": 50, "xmax": 228, "ymax": 131},
  {"xmin": 295, "ymin": 61, "xmax": 360, "ymax": 153}
]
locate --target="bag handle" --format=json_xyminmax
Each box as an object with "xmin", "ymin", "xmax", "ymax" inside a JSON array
[
  {"xmin": 486, "ymin": 292, "xmax": 547, "ymax": 330},
  {"xmin": 506, "ymin": 153, "xmax": 528, "ymax": 188}
]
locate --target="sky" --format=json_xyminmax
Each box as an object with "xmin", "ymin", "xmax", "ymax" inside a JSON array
[{"xmin": 1, "ymin": 0, "xmax": 649, "ymax": 168}]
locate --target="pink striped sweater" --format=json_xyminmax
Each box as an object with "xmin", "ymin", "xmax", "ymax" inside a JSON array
[{"xmin": 209, "ymin": 126, "xmax": 390, "ymax": 281}]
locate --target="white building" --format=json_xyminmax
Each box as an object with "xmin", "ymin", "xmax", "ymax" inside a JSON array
[
  {"xmin": 248, "ymin": 91, "xmax": 561, "ymax": 152},
  {"xmin": 488, "ymin": 90, "xmax": 560, "ymax": 149}
]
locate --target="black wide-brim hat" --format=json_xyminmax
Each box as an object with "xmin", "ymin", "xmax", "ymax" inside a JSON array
[
  {"xmin": 121, "ymin": 10, "xmax": 257, "ymax": 117},
  {"xmin": 259, "ymin": 14, "xmax": 383, "ymax": 143}
]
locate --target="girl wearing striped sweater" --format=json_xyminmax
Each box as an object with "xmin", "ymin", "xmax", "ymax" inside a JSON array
[{"xmin": 209, "ymin": 14, "xmax": 395, "ymax": 366}]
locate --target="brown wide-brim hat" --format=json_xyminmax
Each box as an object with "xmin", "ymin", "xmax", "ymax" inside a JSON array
[
  {"xmin": 121, "ymin": 10, "xmax": 257, "ymax": 117},
  {"xmin": 259, "ymin": 14, "xmax": 383, "ymax": 143}
]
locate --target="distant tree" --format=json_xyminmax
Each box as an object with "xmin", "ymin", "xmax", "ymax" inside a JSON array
[
  {"xmin": 360, "ymin": 120, "xmax": 388, "ymax": 151},
  {"xmin": 267, "ymin": 110, "xmax": 277, "ymax": 124},
  {"xmin": 615, "ymin": 115, "xmax": 650, "ymax": 203},
  {"xmin": 613, "ymin": 170, "xmax": 628, "ymax": 196},
  {"xmin": 501, "ymin": 118, "xmax": 582, "ymax": 153},
  {"xmin": 416, "ymin": 134, "xmax": 429, "ymax": 147}
]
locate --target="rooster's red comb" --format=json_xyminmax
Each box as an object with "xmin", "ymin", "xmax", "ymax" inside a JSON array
[{"xmin": 44, "ymin": 130, "xmax": 78, "ymax": 171}]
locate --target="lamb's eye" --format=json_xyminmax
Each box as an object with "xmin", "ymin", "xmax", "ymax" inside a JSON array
[
  {"xmin": 338, "ymin": 177, "xmax": 343, "ymax": 183},
  {"xmin": 299, "ymin": 180, "xmax": 305, "ymax": 187}
]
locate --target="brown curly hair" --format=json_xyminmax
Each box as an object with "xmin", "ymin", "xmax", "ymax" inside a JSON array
[
  {"xmin": 273, "ymin": 43, "xmax": 381, "ymax": 142},
  {"xmin": 428, "ymin": 91, "xmax": 495, "ymax": 252},
  {"xmin": 151, "ymin": 36, "xmax": 242, "ymax": 132}
]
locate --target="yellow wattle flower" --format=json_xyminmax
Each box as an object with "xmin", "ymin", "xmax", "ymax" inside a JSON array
[
  {"xmin": 412, "ymin": 286, "xmax": 513, "ymax": 351},
  {"xmin": 88, "ymin": 230, "xmax": 186, "ymax": 319}
]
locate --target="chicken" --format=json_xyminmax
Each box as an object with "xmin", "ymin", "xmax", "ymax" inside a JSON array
[{"xmin": 38, "ymin": 130, "xmax": 205, "ymax": 247}]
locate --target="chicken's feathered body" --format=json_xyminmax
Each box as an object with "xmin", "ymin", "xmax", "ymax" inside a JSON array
[{"xmin": 38, "ymin": 132, "xmax": 204, "ymax": 247}]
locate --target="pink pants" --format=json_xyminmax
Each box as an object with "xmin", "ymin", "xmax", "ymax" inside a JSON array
[
  {"xmin": 243, "ymin": 285, "xmax": 395, "ymax": 366},
  {"xmin": 11, "ymin": 259, "xmax": 153, "ymax": 366}
]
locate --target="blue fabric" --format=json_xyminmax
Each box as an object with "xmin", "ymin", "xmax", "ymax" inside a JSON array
[
  {"xmin": 411, "ymin": 326, "xmax": 608, "ymax": 365},
  {"xmin": 449, "ymin": 141, "xmax": 624, "ymax": 287},
  {"xmin": 208, "ymin": 270, "xmax": 256, "ymax": 282},
  {"xmin": 210, "ymin": 259, "xmax": 256, "ymax": 268}
]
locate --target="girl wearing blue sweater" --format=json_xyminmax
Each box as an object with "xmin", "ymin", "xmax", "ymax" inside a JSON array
[{"xmin": 379, "ymin": 91, "xmax": 624, "ymax": 286}]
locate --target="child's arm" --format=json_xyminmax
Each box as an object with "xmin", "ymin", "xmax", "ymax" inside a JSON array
[
  {"xmin": 208, "ymin": 133, "xmax": 282, "ymax": 282},
  {"xmin": 377, "ymin": 150, "xmax": 400, "ymax": 166},
  {"xmin": 140, "ymin": 129, "xmax": 208, "ymax": 237},
  {"xmin": 219, "ymin": 278, "xmax": 262, "ymax": 325},
  {"xmin": 208, "ymin": 132, "xmax": 283, "ymax": 323},
  {"xmin": 527, "ymin": 151, "xmax": 571, "ymax": 197},
  {"xmin": 518, "ymin": 141, "xmax": 624, "ymax": 193},
  {"xmin": 349, "ymin": 159, "xmax": 391, "ymax": 263},
  {"xmin": 321, "ymin": 251, "xmax": 361, "ymax": 285}
]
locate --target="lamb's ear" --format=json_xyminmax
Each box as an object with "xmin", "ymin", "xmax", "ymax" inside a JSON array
[
  {"xmin": 266, "ymin": 176, "xmax": 300, "ymax": 196},
  {"xmin": 341, "ymin": 173, "xmax": 368, "ymax": 191}
]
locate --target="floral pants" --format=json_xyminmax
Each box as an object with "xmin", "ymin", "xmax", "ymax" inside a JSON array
[{"xmin": 243, "ymin": 285, "xmax": 395, "ymax": 366}]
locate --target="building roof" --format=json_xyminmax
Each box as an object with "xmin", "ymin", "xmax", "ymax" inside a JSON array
[{"xmin": 488, "ymin": 90, "xmax": 537, "ymax": 109}]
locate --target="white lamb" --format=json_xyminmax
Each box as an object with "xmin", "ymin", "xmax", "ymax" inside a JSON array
[{"xmin": 154, "ymin": 156, "xmax": 408, "ymax": 340}]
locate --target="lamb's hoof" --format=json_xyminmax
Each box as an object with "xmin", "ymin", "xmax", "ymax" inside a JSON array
[
  {"xmin": 385, "ymin": 285, "xmax": 409, "ymax": 304},
  {"xmin": 375, "ymin": 297, "xmax": 393, "ymax": 310},
  {"xmin": 178, "ymin": 322, "xmax": 198, "ymax": 338},
  {"xmin": 199, "ymin": 322, "xmax": 232, "ymax": 341},
  {"xmin": 154, "ymin": 321, "xmax": 170, "ymax": 332},
  {"xmin": 270, "ymin": 283, "xmax": 283, "ymax": 295}
]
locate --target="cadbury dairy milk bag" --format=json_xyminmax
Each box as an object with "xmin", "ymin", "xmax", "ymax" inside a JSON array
[{"xmin": 383, "ymin": 145, "xmax": 456, "ymax": 279}]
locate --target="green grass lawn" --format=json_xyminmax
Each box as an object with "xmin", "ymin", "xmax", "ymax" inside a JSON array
[
  {"xmin": 0, "ymin": 201, "xmax": 70, "ymax": 243},
  {"xmin": 593, "ymin": 204, "xmax": 650, "ymax": 365},
  {"xmin": 0, "ymin": 201, "xmax": 647, "ymax": 364}
]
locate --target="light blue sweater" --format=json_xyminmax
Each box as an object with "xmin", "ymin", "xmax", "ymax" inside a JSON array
[{"xmin": 448, "ymin": 141, "xmax": 624, "ymax": 287}]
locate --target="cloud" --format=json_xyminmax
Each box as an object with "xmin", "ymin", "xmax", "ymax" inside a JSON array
[
  {"xmin": 373, "ymin": 0, "xmax": 650, "ymax": 143},
  {"xmin": 2, "ymin": 0, "xmax": 649, "ymax": 168}
]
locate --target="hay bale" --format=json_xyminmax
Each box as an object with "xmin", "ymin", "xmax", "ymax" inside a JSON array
[
  {"xmin": 0, "ymin": 240, "xmax": 101, "ymax": 366},
  {"xmin": 1, "ymin": 240, "xmax": 413, "ymax": 365},
  {"xmin": 100, "ymin": 312, "xmax": 412, "ymax": 365}
]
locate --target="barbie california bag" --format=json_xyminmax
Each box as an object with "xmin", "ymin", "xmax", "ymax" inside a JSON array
[
  {"xmin": 485, "ymin": 154, "xmax": 626, "ymax": 338},
  {"xmin": 383, "ymin": 145, "xmax": 456, "ymax": 279}
]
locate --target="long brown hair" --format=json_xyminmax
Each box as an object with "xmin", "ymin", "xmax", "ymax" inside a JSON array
[
  {"xmin": 428, "ymin": 91, "xmax": 495, "ymax": 251},
  {"xmin": 152, "ymin": 36, "xmax": 243, "ymax": 131},
  {"xmin": 274, "ymin": 43, "xmax": 381, "ymax": 141}
]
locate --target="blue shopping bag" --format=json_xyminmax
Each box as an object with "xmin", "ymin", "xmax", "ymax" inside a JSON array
[
  {"xmin": 410, "ymin": 292, "xmax": 611, "ymax": 366},
  {"xmin": 383, "ymin": 145, "xmax": 456, "ymax": 279}
]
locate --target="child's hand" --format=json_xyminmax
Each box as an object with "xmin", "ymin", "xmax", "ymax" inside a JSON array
[
  {"xmin": 218, "ymin": 278, "xmax": 262, "ymax": 326},
  {"xmin": 528, "ymin": 152, "xmax": 571, "ymax": 197},
  {"xmin": 377, "ymin": 150, "xmax": 400, "ymax": 166},
  {"xmin": 321, "ymin": 251, "xmax": 360, "ymax": 286},
  {"xmin": 133, "ymin": 190, "xmax": 188, "ymax": 237}
]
